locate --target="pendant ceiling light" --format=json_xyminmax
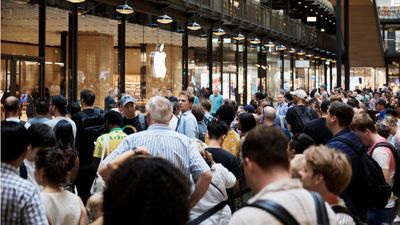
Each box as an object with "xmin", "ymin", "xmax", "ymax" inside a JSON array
[
  {"xmin": 116, "ymin": 0, "xmax": 134, "ymax": 15},
  {"xmin": 157, "ymin": 14, "xmax": 173, "ymax": 24},
  {"xmin": 200, "ymin": 32, "xmax": 209, "ymax": 40},
  {"xmin": 148, "ymin": 23, "xmax": 159, "ymax": 31},
  {"xmin": 187, "ymin": 21, "xmax": 202, "ymax": 31},
  {"xmin": 67, "ymin": 0, "xmax": 86, "ymax": 3},
  {"xmin": 288, "ymin": 47, "xmax": 296, "ymax": 54},
  {"xmin": 232, "ymin": 32, "xmax": 245, "ymax": 41},
  {"xmin": 276, "ymin": 44, "xmax": 287, "ymax": 51},
  {"xmin": 297, "ymin": 49, "xmax": 306, "ymax": 55},
  {"xmin": 264, "ymin": 41, "xmax": 275, "ymax": 47},
  {"xmin": 305, "ymin": 52, "xmax": 314, "ymax": 57},
  {"xmin": 213, "ymin": 27, "xmax": 225, "ymax": 36},
  {"xmin": 249, "ymin": 37, "xmax": 261, "ymax": 45}
]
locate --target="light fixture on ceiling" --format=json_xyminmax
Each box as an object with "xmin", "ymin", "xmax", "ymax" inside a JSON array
[
  {"xmin": 187, "ymin": 21, "xmax": 202, "ymax": 31},
  {"xmin": 297, "ymin": 49, "xmax": 305, "ymax": 55},
  {"xmin": 321, "ymin": 28, "xmax": 326, "ymax": 32},
  {"xmin": 232, "ymin": 32, "xmax": 245, "ymax": 41},
  {"xmin": 213, "ymin": 26, "xmax": 225, "ymax": 36},
  {"xmin": 157, "ymin": 13, "xmax": 173, "ymax": 24},
  {"xmin": 67, "ymin": 0, "xmax": 86, "ymax": 3},
  {"xmin": 314, "ymin": 55, "xmax": 321, "ymax": 59},
  {"xmin": 288, "ymin": 47, "xmax": 296, "ymax": 54},
  {"xmin": 277, "ymin": 44, "xmax": 286, "ymax": 51},
  {"xmin": 148, "ymin": 23, "xmax": 159, "ymax": 31},
  {"xmin": 249, "ymin": 36, "xmax": 261, "ymax": 45},
  {"xmin": 116, "ymin": 0, "xmax": 134, "ymax": 15},
  {"xmin": 264, "ymin": 41, "xmax": 275, "ymax": 47},
  {"xmin": 305, "ymin": 52, "xmax": 313, "ymax": 57},
  {"xmin": 200, "ymin": 32, "xmax": 209, "ymax": 40}
]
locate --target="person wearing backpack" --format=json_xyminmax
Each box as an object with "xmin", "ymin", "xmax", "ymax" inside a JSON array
[
  {"xmin": 325, "ymin": 101, "xmax": 368, "ymax": 221},
  {"xmin": 119, "ymin": 95, "xmax": 147, "ymax": 135},
  {"xmin": 228, "ymin": 125, "xmax": 338, "ymax": 225},
  {"xmin": 350, "ymin": 113, "xmax": 399, "ymax": 225},
  {"xmin": 285, "ymin": 89, "xmax": 318, "ymax": 135},
  {"xmin": 72, "ymin": 89, "xmax": 104, "ymax": 204},
  {"xmin": 300, "ymin": 145, "xmax": 360, "ymax": 225}
]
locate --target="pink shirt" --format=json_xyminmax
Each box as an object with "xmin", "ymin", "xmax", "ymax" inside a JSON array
[{"xmin": 368, "ymin": 136, "xmax": 396, "ymax": 184}]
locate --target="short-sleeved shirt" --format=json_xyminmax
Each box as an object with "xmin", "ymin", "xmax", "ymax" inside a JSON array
[
  {"xmin": 102, "ymin": 124, "xmax": 210, "ymax": 179},
  {"xmin": 303, "ymin": 118, "xmax": 333, "ymax": 145},
  {"xmin": 210, "ymin": 94, "xmax": 224, "ymax": 114},
  {"xmin": 93, "ymin": 128, "xmax": 127, "ymax": 159},
  {"xmin": 1, "ymin": 163, "xmax": 48, "ymax": 225},
  {"xmin": 206, "ymin": 147, "xmax": 241, "ymax": 179},
  {"xmin": 221, "ymin": 129, "xmax": 241, "ymax": 158}
]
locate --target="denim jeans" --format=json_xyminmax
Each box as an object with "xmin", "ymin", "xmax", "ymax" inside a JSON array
[{"xmin": 368, "ymin": 199, "xmax": 400, "ymax": 225}]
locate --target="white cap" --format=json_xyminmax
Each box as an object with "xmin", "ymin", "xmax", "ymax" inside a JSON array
[{"xmin": 290, "ymin": 89, "xmax": 308, "ymax": 99}]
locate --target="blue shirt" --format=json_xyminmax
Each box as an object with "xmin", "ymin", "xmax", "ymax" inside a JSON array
[
  {"xmin": 176, "ymin": 110, "xmax": 199, "ymax": 139},
  {"xmin": 210, "ymin": 94, "xmax": 224, "ymax": 114},
  {"xmin": 194, "ymin": 96, "xmax": 200, "ymax": 105},
  {"xmin": 103, "ymin": 124, "xmax": 209, "ymax": 179},
  {"xmin": 1, "ymin": 163, "xmax": 48, "ymax": 225}
]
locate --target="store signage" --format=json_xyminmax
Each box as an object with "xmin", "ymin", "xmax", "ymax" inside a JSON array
[
  {"xmin": 295, "ymin": 60, "xmax": 310, "ymax": 68},
  {"xmin": 151, "ymin": 43, "xmax": 167, "ymax": 78}
]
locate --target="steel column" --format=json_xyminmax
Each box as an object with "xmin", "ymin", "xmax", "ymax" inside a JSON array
[
  {"xmin": 344, "ymin": 0, "xmax": 350, "ymax": 90},
  {"xmin": 243, "ymin": 37, "xmax": 248, "ymax": 104},
  {"xmin": 208, "ymin": 29, "xmax": 213, "ymax": 91},
  {"xmin": 182, "ymin": 24, "xmax": 189, "ymax": 90},
  {"xmin": 39, "ymin": 0, "xmax": 46, "ymax": 98},
  {"xmin": 60, "ymin": 32, "xmax": 67, "ymax": 97},
  {"xmin": 336, "ymin": 0, "xmax": 342, "ymax": 88},
  {"xmin": 118, "ymin": 15, "xmax": 126, "ymax": 94}
]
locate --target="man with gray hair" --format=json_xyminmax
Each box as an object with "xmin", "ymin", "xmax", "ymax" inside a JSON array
[
  {"xmin": 99, "ymin": 96, "xmax": 212, "ymax": 208},
  {"xmin": 263, "ymin": 106, "xmax": 292, "ymax": 139}
]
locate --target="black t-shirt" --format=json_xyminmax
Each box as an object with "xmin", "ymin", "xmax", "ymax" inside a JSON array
[
  {"xmin": 121, "ymin": 115, "xmax": 147, "ymax": 135},
  {"xmin": 285, "ymin": 105, "xmax": 318, "ymax": 135},
  {"xmin": 303, "ymin": 118, "xmax": 333, "ymax": 145},
  {"xmin": 206, "ymin": 147, "xmax": 241, "ymax": 179}
]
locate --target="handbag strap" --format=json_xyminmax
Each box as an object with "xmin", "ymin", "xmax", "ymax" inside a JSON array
[
  {"xmin": 247, "ymin": 199, "xmax": 300, "ymax": 225},
  {"xmin": 310, "ymin": 192, "xmax": 330, "ymax": 225}
]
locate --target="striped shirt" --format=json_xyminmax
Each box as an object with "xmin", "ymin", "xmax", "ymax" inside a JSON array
[
  {"xmin": 1, "ymin": 163, "xmax": 48, "ymax": 225},
  {"xmin": 102, "ymin": 124, "xmax": 210, "ymax": 179}
]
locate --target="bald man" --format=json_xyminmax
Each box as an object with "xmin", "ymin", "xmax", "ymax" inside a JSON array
[
  {"xmin": 2, "ymin": 96, "xmax": 25, "ymax": 125},
  {"xmin": 263, "ymin": 106, "xmax": 292, "ymax": 139}
]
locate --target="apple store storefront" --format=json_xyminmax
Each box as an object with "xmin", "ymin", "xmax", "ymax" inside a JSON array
[{"xmin": 1, "ymin": 2, "xmax": 336, "ymax": 108}]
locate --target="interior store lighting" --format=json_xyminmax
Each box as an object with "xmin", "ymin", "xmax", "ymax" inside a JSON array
[
  {"xmin": 187, "ymin": 21, "xmax": 202, "ymax": 31},
  {"xmin": 213, "ymin": 27, "xmax": 225, "ymax": 36},
  {"xmin": 157, "ymin": 14, "xmax": 173, "ymax": 24},
  {"xmin": 200, "ymin": 32, "xmax": 209, "ymax": 40},
  {"xmin": 264, "ymin": 41, "xmax": 275, "ymax": 47},
  {"xmin": 116, "ymin": 1, "xmax": 134, "ymax": 15},
  {"xmin": 249, "ymin": 37, "xmax": 261, "ymax": 45},
  {"xmin": 288, "ymin": 47, "xmax": 296, "ymax": 54},
  {"xmin": 277, "ymin": 44, "xmax": 286, "ymax": 51},
  {"xmin": 305, "ymin": 52, "xmax": 314, "ymax": 57},
  {"xmin": 67, "ymin": 0, "xmax": 86, "ymax": 3},
  {"xmin": 233, "ymin": 32, "xmax": 245, "ymax": 41},
  {"xmin": 297, "ymin": 49, "xmax": 306, "ymax": 55}
]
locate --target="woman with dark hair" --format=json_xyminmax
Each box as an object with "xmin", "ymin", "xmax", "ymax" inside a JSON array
[
  {"xmin": 35, "ymin": 148, "xmax": 86, "ymax": 225},
  {"xmin": 53, "ymin": 120, "xmax": 79, "ymax": 185},
  {"xmin": 102, "ymin": 157, "xmax": 190, "ymax": 225},
  {"xmin": 237, "ymin": 112, "xmax": 257, "ymax": 138},
  {"xmin": 287, "ymin": 133, "xmax": 315, "ymax": 159}
]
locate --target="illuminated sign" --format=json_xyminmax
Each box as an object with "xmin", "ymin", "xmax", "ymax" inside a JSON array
[{"xmin": 151, "ymin": 43, "xmax": 167, "ymax": 78}]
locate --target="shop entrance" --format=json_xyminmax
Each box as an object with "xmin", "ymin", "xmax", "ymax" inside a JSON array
[
  {"xmin": 1, "ymin": 54, "xmax": 45, "ymax": 98},
  {"xmin": 222, "ymin": 72, "xmax": 238, "ymax": 101}
]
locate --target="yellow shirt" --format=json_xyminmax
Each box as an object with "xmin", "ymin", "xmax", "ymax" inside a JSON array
[
  {"xmin": 93, "ymin": 128, "xmax": 127, "ymax": 159},
  {"xmin": 206, "ymin": 129, "xmax": 241, "ymax": 157}
]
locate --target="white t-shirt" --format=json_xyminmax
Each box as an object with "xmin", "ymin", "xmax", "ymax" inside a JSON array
[
  {"xmin": 40, "ymin": 191, "xmax": 82, "ymax": 225},
  {"xmin": 45, "ymin": 116, "xmax": 77, "ymax": 139},
  {"xmin": 190, "ymin": 163, "xmax": 236, "ymax": 225}
]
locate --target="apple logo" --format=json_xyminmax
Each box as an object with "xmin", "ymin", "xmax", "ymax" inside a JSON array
[{"xmin": 151, "ymin": 43, "xmax": 167, "ymax": 78}]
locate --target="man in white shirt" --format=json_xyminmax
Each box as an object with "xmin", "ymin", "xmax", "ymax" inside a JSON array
[
  {"xmin": 45, "ymin": 95, "xmax": 77, "ymax": 138},
  {"xmin": 229, "ymin": 125, "xmax": 338, "ymax": 225}
]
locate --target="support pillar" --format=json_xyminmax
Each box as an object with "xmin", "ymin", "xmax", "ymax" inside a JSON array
[
  {"xmin": 39, "ymin": 0, "xmax": 46, "ymax": 98},
  {"xmin": 243, "ymin": 38, "xmax": 248, "ymax": 104},
  {"xmin": 208, "ymin": 29, "xmax": 213, "ymax": 91},
  {"xmin": 336, "ymin": 0, "xmax": 342, "ymax": 88},
  {"xmin": 344, "ymin": 0, "xmax": 350, "ymax": 90},
  {"xmin": 118, "ymin": 15, "xmax": 126, "ymax": 94},
  {"xmin": 182, "ymin": 24, "xmax": 189, "ymax": 90}
]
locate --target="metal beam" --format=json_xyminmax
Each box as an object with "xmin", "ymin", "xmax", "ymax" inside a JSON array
[
  {"xmin": 344, "ymin": 0, "xmax": 350, "ymax": 90},
  {"xmin": 336, "ymin": 0, "xmax": 342, "ymax": 88},
  {"xmin": 208, "ymin": 29, "xmax": 213, "ymax": 91},
  {"xmin": 182, "ymin": 23, "xmax": 189, "ymax": 90},
  {"xmin": 39, "ymin": 0, "xmax": 45, "ymax": 98},
  {"xmin": 118, "ymin": 15, "xmax": 126, "ymax": 94}
]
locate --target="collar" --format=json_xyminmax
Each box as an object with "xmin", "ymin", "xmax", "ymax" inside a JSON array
[
  {"xmin": 248, "ymin": 178, "xmax": 302, "ymax": 204},
  {"xmin": 1, "ymin": 163, "xmax": 18, "ymax": 174},
  {"xmin": 181, "ymin": 110, "xmax": 192, "ymax": 116},
  {"xmin": 147, "ymin": 124, "xmax": 172, "ymax": 131},
  {"xmin": 109, "ymin": 127, "xmax": 123, "ymax": 132},
  {"xmin": 334, "ymin": 128, "xmax": 351, "ymax": 137},
  {"xmin": 5, "ymin": 117, "xmax": 20, "ymax": 123}
]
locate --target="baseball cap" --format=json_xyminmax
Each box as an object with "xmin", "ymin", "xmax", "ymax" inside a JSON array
[
  {"xmin": 243, "ymin": 104, "xmax": 255, "ymax": 113},
  {"xmin": 290, "ymin": 89, "xmax": 308, "ymax": 99},
  {"xmin": 51, "ymin": 95, "xmax": 68, "ymax": 114},
  {"xmin": 120, "ymin": 95, "xmax": 136, "ymax": 107}
]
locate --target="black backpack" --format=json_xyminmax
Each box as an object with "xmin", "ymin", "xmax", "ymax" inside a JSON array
[
  {"xmin": 294, "ymin": 106, "xmax": 313, "ymax": 132},
  {"xmin": 332, "ymin": 137, "xmax": 392, "ymax": 209},
  {"xmin": 372, "ymin": 142, "xmax": 400, "ymax": 197},
  {"xmin": 78, "ymin": 108, "xmax": 104, "ymax": 149}
]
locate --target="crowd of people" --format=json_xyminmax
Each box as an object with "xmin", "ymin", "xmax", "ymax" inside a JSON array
[{"xmin": 1, "ymin": 85, "xmax": 400, "ymax": 225}]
